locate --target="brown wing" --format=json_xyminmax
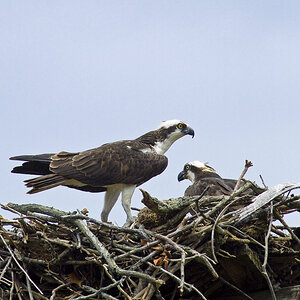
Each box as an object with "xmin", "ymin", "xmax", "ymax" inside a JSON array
[
  {"xmin": 49, "ymin": 140, "xmax": 168, "ymax": 186},
  {"xmin": 185, "ymin": 177, "xmax": 233, "ymax": 196}
]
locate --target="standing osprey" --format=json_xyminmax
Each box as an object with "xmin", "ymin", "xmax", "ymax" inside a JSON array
[
  {"xmin": 177, "ymin": 161, "xmax": 237, "ymax": 196},
  {"xmin": 10, "ymin": 120, "xmax": 194, "ymax": 224}
]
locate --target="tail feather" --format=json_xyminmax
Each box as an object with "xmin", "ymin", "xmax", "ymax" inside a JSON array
[
  {"xmin": 12, "ymin": 161, "xmax": 51, "ymax": 175},
  {"xmin": 25, "ymin": 174, "xmax": 66, "ymax": 194},
  {"xmin": 10, "ymin": 154, "xmax": 54, "ymax": 176},
  {"xmin": 10, "ymin": 154, "xmax": 54, "ymax": 162}
]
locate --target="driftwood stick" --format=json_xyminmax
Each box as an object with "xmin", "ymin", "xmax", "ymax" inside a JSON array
[
  {"xmin": 78, "ymin": 285, "xmax": 119, "ymax": 300},
  {"xmin": 9, "ymin": 272, "xmax": 15, "ymax": 300},
  {"xmin": 140, "ymin": 189, "xmax": 204, "ymax": 213},
  {"xmin": 233, "ymin": 183, "xmax": 300, "ymax": 224},
  {"xmin": 78, "ymin": 282, "xmax": 123, "ymax": 300},
  {"xmin": 225, "ymin": 225, "xmax": 265, "ymax": 248},
  {"xmin": 271, "ymin": 225, "xmax": 287, "ymax": 237},
  {"xmin": 211, "ymin": 196, "xmax": 241, "ymax": 262},
  {"xmin": 233, "ymin": 160, "xmax": 253, "ymax": 192},
  {"xmin": 62, "ymin": 213, "xmax": 150, "ymax": 240},
  {"xmin": 115, "ymin": 241, "xmax": 161, "ymax": 261},
  {"xmin": 179, "ymin": 251, "xmax": 186, "ymax": 295},
  {"xmin": 130, "ymin": 250, "xmax": 160, "ymax": 272},
  {"xmin": 193, "ymin": 186, "xmax": 210, "ymax": 213},
  {"xmin": 259, "ymin": 175, "xmax": 268, "ymax": 189},
  {"xmin": 0, "ymin": 256, "xmax": 12, "ymax": 284},
  {"xmin": 50, "ymin": 283, "xmax": 72, "ymax": 300},
  {"xmin": 180, "ymin": 246, "xmax": 218, "ymax": 279},
  {"xmin": 262, "ymin": 202, "xmax": 277, "ymax": 300},
  {"xmin": 274, "ymin": 209, "xmax": 300, "ymax": 246}
]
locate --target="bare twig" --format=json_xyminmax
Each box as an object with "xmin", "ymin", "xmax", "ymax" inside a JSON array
[
  {"xmin": 9, "ymin": 271, "xmax": 15, "ymax": 300},
  {"xmin": 143, "ymin": 230, "xmax": 187, "ymax": 294},
  {"xmin": 149, "ymin": 264, "xmax": 207, "ymax": 300},
  {"xmin": 0, "ymin": 257, "xmax": 12, "ymax": 284},
  {"xmin": 179, "ymin": 251, "xmax": 186, "ymax": 295},
  {"xmin": 78, "ymin": 285, "xmax": 119, "ymax": 300},
  {"xmin": 211, "ymin": 197, "xmax": 241, "ymax": 262},
  {"xmin": 0, "ymin": 234, "xmax": 43, "ymax": 295},
  {"xmin": 62, "ymin": 213, "xmax": 151, "ymax": 240},
  {"xmin": 195, "ymin": 186, "xmax": 210, "ymax": 212},
  {"xmin": 259, "ymin": 175, "xmax": 268, "ymax": 189},
  {"xmin": 103, "ymin": 264, "xmax": 132, "ymax": 300},
  {"xmin": 261, "ymin": 202, "xmax": 277, "ymax": 300},
  {"xmin": 274, "ymin": 209, "xmax": 300, "ymax": 246},
  {"xmin": 233, "ymin": 160, "xmax": 253, "ymax": 192},
  {"xmin": 77, "ymin": 282, "xmax": 123, "ymax": 300},
  {"xmin": 50, "ymin": 283, "xmax": 72, "ymax": 300}
]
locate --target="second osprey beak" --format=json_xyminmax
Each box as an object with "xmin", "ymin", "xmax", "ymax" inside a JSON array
[
  {"xmin": 183, "ymin": 127, "xmax": 195, "ymax": 138},
  {"xmin": 178, "ymin": 170, "xmax": 187, "ymax": 182}
]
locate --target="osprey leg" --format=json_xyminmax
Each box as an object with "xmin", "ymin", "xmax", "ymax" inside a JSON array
[
  {"xmin": 121, "ymin": 184, "xmax": 136, "ymax": 224},
  {"xmin": 101, "ymin": 186, "xmax": 122, "ymax": 222}
]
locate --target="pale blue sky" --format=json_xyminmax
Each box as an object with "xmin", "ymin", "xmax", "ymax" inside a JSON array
[{"xmin": 1, "ymin": 1, "xmax": 299, "ymax": 226}]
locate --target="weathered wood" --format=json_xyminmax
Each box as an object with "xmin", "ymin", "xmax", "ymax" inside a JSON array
[
  {"xmin": 233, "ymin": 182, "xmax": 300, "ymax": 224},
  {"xmin": 140, "ymin": 188, "xmax": 210, "ymax": 213}
]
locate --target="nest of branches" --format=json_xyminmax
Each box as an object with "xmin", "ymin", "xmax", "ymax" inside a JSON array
[{"xmin": 0, "ymin": 181, "xmax": 299, "ymax": 300}]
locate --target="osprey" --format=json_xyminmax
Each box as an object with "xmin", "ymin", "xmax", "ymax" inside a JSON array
[
  {"xmin": 177, "ymin": 161, "xmax": 238, "ymax": 196},
  {"xmin": 10, "ymin": 120, "xmax": 194, "ymax": 224}
]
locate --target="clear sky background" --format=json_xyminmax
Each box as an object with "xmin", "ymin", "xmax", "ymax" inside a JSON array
[{"xmin": 1, "ymin": 1, "xmax": 299, "ymax": 226}]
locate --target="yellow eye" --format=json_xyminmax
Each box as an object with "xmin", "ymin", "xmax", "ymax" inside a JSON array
[
  {"xmin": 185, "ymin": 165, "xmax": 190, "ymax": 170},
  {"xmin": 177, "ymin": 123, "xmax": 183, "ymax": 129}
]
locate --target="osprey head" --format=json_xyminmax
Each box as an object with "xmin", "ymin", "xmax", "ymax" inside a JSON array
[
  {"xmin": 178, "ymin": 161, "xmax": 216, "ymax": 183},
  {"xmin": 153, "ymin": 120, "xmax": 194, "ymax": 155},
  {"xmin": 158, "ymin": 120, "xmax": 195, "ymax": 137}
]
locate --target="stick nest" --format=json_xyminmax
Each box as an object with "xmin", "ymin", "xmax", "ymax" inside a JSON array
[{"xmin": 0, "ymin": 181, "xmax": 299, "ymax": 300}]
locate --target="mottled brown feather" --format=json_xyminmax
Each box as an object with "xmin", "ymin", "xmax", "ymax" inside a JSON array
[
  {"xmin": 49, "ymin": 140, "xmax": 168, "ymax": 187},
  {"xmin": 184, "ymin": 177, "xmax": 234, "ymax": 197}
]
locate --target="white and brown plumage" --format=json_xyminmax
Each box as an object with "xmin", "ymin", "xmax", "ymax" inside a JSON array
[
  {"xmin": 10, "ymin": 120, "xmax": 194, "ymax": 224},
  {"xmin": 177, "ymin": 161, "xmax": 238, "ymax": 196}
]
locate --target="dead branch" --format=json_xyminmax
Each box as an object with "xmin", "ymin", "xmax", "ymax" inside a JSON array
[
  {"xmin": 233, "ymin": 159, "xmax": 253, "ymax": 192},
  {"xmin": 261, "ymin": 201, "xmax": 277, "ymax": 300}
]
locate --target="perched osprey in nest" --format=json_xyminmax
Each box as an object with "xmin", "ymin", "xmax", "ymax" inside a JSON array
[
  {"xmin": 177, "ymin": 161, "xmax": 239, "ymax": 196},
  {"xmin": 10, "ymin": 120, "xmax": 194, "ymax": 224}
]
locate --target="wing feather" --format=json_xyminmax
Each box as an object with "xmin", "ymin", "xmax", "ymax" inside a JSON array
[
  {"xmin": 185, "ymin": 177, "xmax": 233, "ymax": 196},
  {"xmin": 49, "ymin": 141, "xmax": 168, "ymax": 186}
]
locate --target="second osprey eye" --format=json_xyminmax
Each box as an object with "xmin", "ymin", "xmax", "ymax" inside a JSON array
[
  {"xmin": 177, "ymin": 123, "xmax": 183, "ymax": 129},
  {"xmin": 185, "ymin": 165, "xmax": 190, "ymax": 170}
]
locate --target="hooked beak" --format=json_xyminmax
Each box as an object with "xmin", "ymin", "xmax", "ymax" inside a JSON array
[
  {"xmin": 183, "ymin": 126, "xmax": 195, "ymax": 138},
  {"xmin": 177, "ymin": 170, "xmax": 187, "ymax": 182}
]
